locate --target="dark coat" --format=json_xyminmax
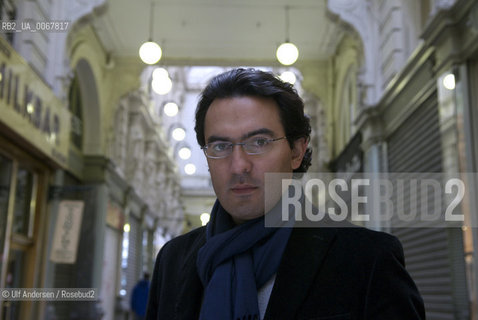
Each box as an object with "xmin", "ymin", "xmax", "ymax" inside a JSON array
[
  {"xmin": 131, "ymin": 279, "xmax": 150, "ymax": 317},
  {"xmin": 146, "ymin": 225, "xmax": 425, "ymax": 320}
]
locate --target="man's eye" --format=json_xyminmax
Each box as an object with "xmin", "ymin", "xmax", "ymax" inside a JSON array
[
  {"xmin": 212, "ymin": 143, "xmax": 229, "ymax": 151},
  {"xmin": 251, "ymin": 138, "xmax": 269, "ymax": 147}
]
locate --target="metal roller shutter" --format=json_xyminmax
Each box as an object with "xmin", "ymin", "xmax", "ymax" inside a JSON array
[{"xmin": 387, "ymin": 93, "xmax": 468, "ymax": 319}]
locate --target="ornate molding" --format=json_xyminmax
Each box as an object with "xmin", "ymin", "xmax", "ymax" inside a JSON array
[
  {"xmin": 432, "ymin": 0, "xmax": 457, "ymax": 14},
  {"xmin": 328, "ymin": 0, "xmax": 382, "ymax": 106},
  {"xmin": 470, "ymin": 2, "xmax": 478, "ymax": 33},
  {"xmin": 111, "ymin": 89, "xmax": 183, "ymax": 221}
]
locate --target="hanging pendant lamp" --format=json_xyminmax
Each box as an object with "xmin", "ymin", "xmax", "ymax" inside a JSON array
[
  {"xmin": 276, "ymin": 6, "xmax": 299, "ymax": 66},
  {"xmin": 139, "ymin": 0, "xmax": 162, "ymax": 65}
]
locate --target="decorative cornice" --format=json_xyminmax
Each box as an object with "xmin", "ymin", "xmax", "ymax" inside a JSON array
[
  {"xmin": 328, "ymin": 0, "xmax": 382, "ymax": 106},
  {"xmin": 422, "ymin": 0, "xmax": 476, "ymax": 45}
]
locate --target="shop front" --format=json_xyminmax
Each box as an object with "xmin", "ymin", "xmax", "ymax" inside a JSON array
[{"xmin": 0, "ymin": 36, "xmax": 70, "ymax": 320}]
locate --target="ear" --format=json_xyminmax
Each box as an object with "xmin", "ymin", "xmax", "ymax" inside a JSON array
[{"xmin": 291, "ymin": 137, "xmax": 308, "ymax": 170}]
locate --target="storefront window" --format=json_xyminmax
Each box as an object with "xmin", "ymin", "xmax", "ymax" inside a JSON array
[
  {"xmin": 4, "ymin": 249, "xmax": 25, "ymax": 319},
  {"xmin": 12, "ymin": 166, "xmax": 36, "ymax": 237},
  {"xmin": 0, "ymin": 152, "xmax": 41, "ymax": 319}
]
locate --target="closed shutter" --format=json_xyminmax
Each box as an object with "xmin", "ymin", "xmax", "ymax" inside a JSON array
[{"xmin": 387, "ymin": 93, "xmax": 468, "ymax": 319}]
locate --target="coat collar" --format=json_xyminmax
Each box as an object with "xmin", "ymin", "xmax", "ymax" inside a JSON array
[
  {"xmin": 173, "ymin": 225, "xmax": 338, "ymax": 320},
  {"xmin": 264, "ymin": 227, "xmax": 338, "ymax": 320}
]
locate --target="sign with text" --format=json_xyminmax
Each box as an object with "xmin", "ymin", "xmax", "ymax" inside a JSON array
[
  {"xmin": 50, "ymin": 200, "xmax": 84, "ymax": 264},
  {"xmin": 0, "ymin": 36, "xmax": 70, "ymax": 167},
  {"xmin": 106, "ymin": 202, "xmax": 124, "ymax": 230}
]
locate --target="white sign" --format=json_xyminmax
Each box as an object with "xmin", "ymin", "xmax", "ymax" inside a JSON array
[{"xmin": 50, "ymin": 200, "xmax": 84, "ymax": 264}]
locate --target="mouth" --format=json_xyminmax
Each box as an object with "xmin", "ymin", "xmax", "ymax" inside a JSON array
[{"xmin": 230, "ymin": 184, "xmax": 258, "ymax": 195}]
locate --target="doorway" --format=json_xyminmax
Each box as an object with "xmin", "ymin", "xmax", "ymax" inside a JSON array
[{"xmin": 0, "ymin": 140, "xmax": 49, "ymax": 320}]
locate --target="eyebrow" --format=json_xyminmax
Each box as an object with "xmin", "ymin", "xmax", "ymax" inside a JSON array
[{"xmin": 206, "ymin": 128, "xmax": 275, "ymax": 143}]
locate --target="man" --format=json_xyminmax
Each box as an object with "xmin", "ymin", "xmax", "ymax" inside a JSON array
[
  {"xmin": 131, "ymin": 272, "xmax": 150, "ymax": 320},
  {"xmin": 146, "ymin": 68, "xmax": 425, "ymax": 319}
]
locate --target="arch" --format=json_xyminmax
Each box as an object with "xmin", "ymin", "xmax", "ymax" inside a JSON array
[
  {"xmin": 332, "ymin": 34, "xmax": 360, "ymax": 157},
  {"xmin": 68, "ymin": 73, "xmax": 84, "ymax": 150},
  {"xmin": 302, "ymin": 93, "xmax": 329, "ymax": 172},
  {"xmin": 75, "ymin": 58, "xmax": 102, "ymax": 155},
  {"xmin": 328, "ymin": 0, "xmax": 382, "ymax": 106},
  {"xmin": 337, "ymin": 65, "xmax": 358, "ymax": 151}
]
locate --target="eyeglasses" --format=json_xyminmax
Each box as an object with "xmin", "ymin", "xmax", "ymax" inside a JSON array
[{"xmin": 202, "ymin": 136, "xmax": 287, "ymax": 159}]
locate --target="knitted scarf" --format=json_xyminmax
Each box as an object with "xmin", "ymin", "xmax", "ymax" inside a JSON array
[{"xmin": 196, "ymin": 200, "xmax": 292, "ymax": 320}]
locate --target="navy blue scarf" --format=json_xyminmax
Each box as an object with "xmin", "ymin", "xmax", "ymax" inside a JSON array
[{"xmin": 196, "ymin": 200, "xmax": 292, "ymax": 320}]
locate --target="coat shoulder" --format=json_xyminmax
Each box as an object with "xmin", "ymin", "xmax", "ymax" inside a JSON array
[
  {"xmin": 163, "ymin": 226, "xmax": 206, "ymax": 249},
  {"xmin": 297, "ymin": 225, "xmax": 403, "ymax": 260},
  {"xmin": 158, "ymin": 226, "xmax": 207, "ymax": 261},
  {"xmin": 337, "ymin": 226, "xmax": 400, "ymax": 247}
]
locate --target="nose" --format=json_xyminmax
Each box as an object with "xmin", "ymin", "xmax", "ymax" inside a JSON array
[{"xmin": 229, "ymin": 144, "xmax": 252, "ymax": 174}]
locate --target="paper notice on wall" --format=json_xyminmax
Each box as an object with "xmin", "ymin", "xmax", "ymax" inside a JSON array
[{"xmin": 50, "ymin": 200, "xmax": 84, "ymax": 264}]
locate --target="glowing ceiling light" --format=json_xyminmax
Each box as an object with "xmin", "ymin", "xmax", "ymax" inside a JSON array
[
  {"xmin": 27, "ymin": 103, "xmax": 34, "ymax": 114},
  {"xmin": 152, "ymin": 67, "xmax": 169, "ymax": 80},
  {"xmin": 139, "ymin": 0, "xmax": 162, "ymax": 65},
  {"xmin": 280, "ymin": 70, "xmax": 297, "ymax": 84},
  {"xmin": 172, "ymin": 127, "xmax": 186, "ymax": 141},
  {"xmin": 152, "ymin": 76, "xmax": 172, "ymax": 95},
  {"xmin": 184, "ymin": 163, "xmax": 196, "ymax": 175},
  {"xmin": 276, "ymin": 6, "xmax": 299, "ymax": 66},
  {"xmin": 164, "ymin": 102, "xmax": 179, "ymax": 117},
  {"xmin": 123, "ymin": 223, "xmax": 130, "ymax": 233},
  {"xmin": 139, "ymin": 41, "xmax": 162, "ymax": 65},
  {"xmin": 443, "ymin": 73, "xmax": 456, "ymax": 90},
  {"xmin": 276, "ymin": 42, "xmax": 299, "ymax": 66},
  {"xmin": 178, "ymin": 147, "xmax": 192, "ymax": 160}
]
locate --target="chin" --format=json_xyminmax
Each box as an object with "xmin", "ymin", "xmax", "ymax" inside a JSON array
[{"xmin": 229, "ymin": 208, "xmax": 264, "ymax": 223}]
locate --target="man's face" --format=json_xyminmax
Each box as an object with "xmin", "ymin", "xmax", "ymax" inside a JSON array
[{"xmin": 203, "ymin": 96, "xmax": 306, "ymax": 224}]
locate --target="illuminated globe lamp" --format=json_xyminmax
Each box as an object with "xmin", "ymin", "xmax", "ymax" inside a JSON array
[
  {"xmin": 184, "ymin": 163, "xmax": 196, "ymax": 175},
  {"xmin": 178, "ymin": 147, "xmax": 191, "ymax": 160},
  {"xmin": 139, "ymin": 40, "xmax": 162, "ymax": 65},
  {"xmin": 276, "ymin": 42, "xmax": 299, "ymax": 66},
  {"xmin": 279, "ymin": 70, "xmax": 297, "ymax": 84},
  {"xmin": 443, "ymin": 73, "xmax": 456, "ymax": 90},
  {"xmin": 152, "ymin": 76, "xmax": 172, "ymax": 95},
  {"xmin": 139, "ymin": 0, "xmax": 162, "ymax": 65},
  {"xmin": 153, "ymin": 67, "xmax": 169, "ymax": 79},
  {"xmin": 276, "ymin": 6, "xmax": 299, "ymax": 66},
  {"xmin": 163, "ymin": 102, "xmax": 179, "ymax": 117},
  {"xmin": 123, "ymin": 223, "xmax": 130, "ymax": 233},
  {"xmin": 172, "ymin": 127, "xmax": 186, "ymax": 141},
  {"xmin": 152, "ymin": 67, "xmax": 173, "ymax": 95}
]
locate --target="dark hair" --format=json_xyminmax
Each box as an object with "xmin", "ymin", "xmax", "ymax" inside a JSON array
[{"xmin": 195, "ymin": 68, "xmax": 312, "ymax": 173}]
